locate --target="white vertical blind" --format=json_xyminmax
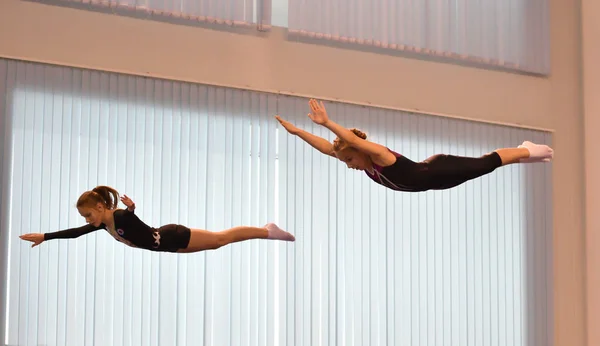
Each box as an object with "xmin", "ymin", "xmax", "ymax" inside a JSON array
[
  {"xmin": 29, "ymin": 0, "xmax": 272, "ymax": 30},
  {"xmin": 1, "ymin": 59, "xmax": 553, "ymax": 346},
  {"xmin": 286, "ymin": 0, "xmax": 550, "ymax": 75},
  {"xmin": 0, "ymin": 53, "xmax": 11, "ymax": 346}
]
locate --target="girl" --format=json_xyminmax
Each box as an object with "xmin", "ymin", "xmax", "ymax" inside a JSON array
[
  {"xmin": 275, "ymin": 99, "xmax": 553, "ymax": 192},
  {"xmin": 19, "ymin": 186, "xmax": 295, "ymax": 252}
]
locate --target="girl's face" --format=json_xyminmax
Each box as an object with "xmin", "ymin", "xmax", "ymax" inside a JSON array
[
  {"xmin": 334, "ymin": 147, "xmax": 371, "ymax": 171},
  {"xmin": 77, "ymin": 203, "xmax": 105, "ymax": 227}
]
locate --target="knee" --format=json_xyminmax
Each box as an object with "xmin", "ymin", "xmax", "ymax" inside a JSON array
[{"xmin": 477, "ymin": 152, "xmax": 502, "ymax": 168}]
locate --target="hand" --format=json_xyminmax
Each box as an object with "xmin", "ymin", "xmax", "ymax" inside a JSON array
[
  {"xmin": 120, "ymin": 194, "xmax": 136, "ymax": 211},
  {"xmin": 19, "ymin": 233, "xmax": 45, "ymax": 248},
  {"xmin": 307, "ymin": 99, "xmax": 329, "ymax": 126},
  {"xmin": 275, "ymin": 115, "xmax": 301, "ymax": 135}
]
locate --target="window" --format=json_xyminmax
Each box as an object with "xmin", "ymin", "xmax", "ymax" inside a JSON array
[
  {"xmin": 285, "ymin": 0, "xmax": 550, "ymax": 75},
  {"xmin": 1, "ymin": 59, "xmax": 553, "ymax": 346}
]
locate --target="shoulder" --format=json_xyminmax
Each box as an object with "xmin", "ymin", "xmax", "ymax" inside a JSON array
[
  {"xmin": 385, "ymin": 148, "xmax": 402, "ymax": 158},
  {"xmin": 113, "ymin": 208, "xmax": 133, "ymax": 219},
  {"xmin": 371, "ymin": 147, "xmax": 399, "ymax": 166}
]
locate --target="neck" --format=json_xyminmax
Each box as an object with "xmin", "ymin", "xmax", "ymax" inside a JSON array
[
  {"xmin": 365, "ymin": 159, "xmax": 375, "ymax": 174},
  {"xmin": 101, "ymin": 209, "xmax": 115, "ymax": 227}
]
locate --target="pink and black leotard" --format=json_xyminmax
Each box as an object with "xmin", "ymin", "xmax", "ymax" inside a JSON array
[
  {"xmin": 43, "ymin": 209, "xmax": 191, "ymax": 252},
  {"xmin": 365, "ymin": 149, "xmax": 503, "ymax": 192}
]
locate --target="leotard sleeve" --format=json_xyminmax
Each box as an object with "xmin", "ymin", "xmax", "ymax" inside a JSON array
[{"xmin": 44, "ymin": 224, "xmax": 104, "ymax": 240}]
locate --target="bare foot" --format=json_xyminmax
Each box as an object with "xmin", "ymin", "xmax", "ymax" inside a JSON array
[{"xmin": 265, "ymin": 223, "xmax": 295, "ymax": 241}]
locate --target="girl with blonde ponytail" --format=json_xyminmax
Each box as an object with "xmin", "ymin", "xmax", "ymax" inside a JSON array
[{"xmin": 276, "ymin": 99, "xmax": 553, "ymax": 192}]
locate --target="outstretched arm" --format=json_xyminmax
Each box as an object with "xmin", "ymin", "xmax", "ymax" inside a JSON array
[
  {"xmin": 307, "ymin": 99, "xmax": 391, "ymax": 159},
  {"xmin": 275, "ymin": 115, "xmax": 336, "ymax": 157},
  {"xmin": 20, "ymin": 224, "xmax": 103, "ymax": 248}
]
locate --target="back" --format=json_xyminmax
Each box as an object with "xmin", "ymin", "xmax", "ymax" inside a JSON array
[
  {"xmin": 364, "ymin": 149, "xmax": 428, "ymax": 192},
  {"xmin": 109, "ymin": 209, "xmax": 157, "ymax": 249}
]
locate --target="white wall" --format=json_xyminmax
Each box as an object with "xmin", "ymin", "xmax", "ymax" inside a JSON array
[
  {"xmin": 582, "ymin": 0, "xmax": 599, "ymax": 344},
  {"xmin": 0, "ymin": 0, "xmax": 586, "ymax": 345}
]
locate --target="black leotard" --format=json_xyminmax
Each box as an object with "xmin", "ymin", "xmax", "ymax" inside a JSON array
[
  {"xmin": 365, "ymin": 148, "xmax": 503, "ymax": 192},
  {"xmin": 43, "ymin": 209, "xmax": 191, "ymax": 252}
]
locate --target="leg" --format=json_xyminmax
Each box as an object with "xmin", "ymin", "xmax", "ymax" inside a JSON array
[
  {"xmin": 422, "ymin": 152, "xmax": 504, "ymax": 190},
  {"xmin": 493, "ymin": 147, "xmax": 531, "ymax": 165},
  {"xmin": 493, "ymin": 141, "xmax": 554, "ymax": 165},
  {"xmin": 178, "ymin": 223, "xmax": 294, "ymax": 253},
  {"xmin": 420, "ymin": 140, "xmax": 554, "ymax": 190}
]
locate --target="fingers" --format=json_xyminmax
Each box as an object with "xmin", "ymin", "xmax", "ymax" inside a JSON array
[
  {"xmin": 309, "ymin": 99, "xmax": 317, "ymax": 112},
  {"xmin": 19, "ymin": 234, "xmax": 43, "ymax": 248},
  {"xmin": 308, "ymin": 98, "xmax": 324, "ymax": 112},
  {"xmin": 275, "ymin": 115, "xmax": 302, "ymax": 134},
  {"xmin": 120, "ymin": 195, "xmax": 133, "ymax": 205},
  {"xmin": 19, "ymin": 234, "xmax": 37, "ymax": 243}
]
